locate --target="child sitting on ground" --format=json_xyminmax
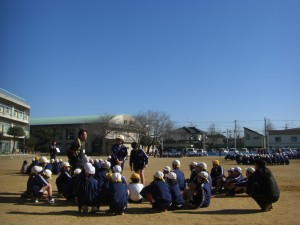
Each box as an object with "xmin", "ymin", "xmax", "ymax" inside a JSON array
[{"xmin": 127, "ymin": 173, "xmax": 144, "ymax": 203}]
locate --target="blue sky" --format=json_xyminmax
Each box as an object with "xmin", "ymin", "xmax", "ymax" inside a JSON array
[{"xmin": 1, "ymin": 0, "xmax": 300, "ymax": 134}]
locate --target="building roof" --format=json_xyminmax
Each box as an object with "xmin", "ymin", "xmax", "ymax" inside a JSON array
[
  {"xmin": 30, "ymin": 114, "xmax": 129, "ymax": 126},
  {"xmin": 243, "ymin": 127, "xmax": 264, "ymax": 136},
  {"xmin": 0, "ymin": 88, "xmax": 30, "ymax": 108},
  {"xmin": 175, "ymin": 126, "xmax": 205, "ymax": 134},
  {"xmin": 269, "ymin": 128, "xmax": 300, "ymax": 135}
]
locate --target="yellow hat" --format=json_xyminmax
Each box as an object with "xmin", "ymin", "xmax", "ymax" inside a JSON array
[
  {"xmin": 34, "ymin": 156, "xmax": 40, "ymax": 161},
  {"xmin": 131, "ymin": 173, "xmax": 140, "ymax": 180},
  {"xmin": 212, "ymin": 160, "xmax": 220, "ymax": 166}
]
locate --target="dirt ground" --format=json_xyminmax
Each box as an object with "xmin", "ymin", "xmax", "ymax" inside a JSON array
[{"xmin": 0, "ymin": 154, "xmax": 299, "ymax": 225}]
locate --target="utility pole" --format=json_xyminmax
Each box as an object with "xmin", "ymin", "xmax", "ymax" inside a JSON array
[
  {"xmin": 234, "ymin": 120, "xmax": 237, "ymax": 149},
  {"xmin": 264, "ymin": 117, "xmax": 267, "ymax": 149},
  {"xmin": 226, "ymin": 129, "xmax": 229, "ymax": 149}
]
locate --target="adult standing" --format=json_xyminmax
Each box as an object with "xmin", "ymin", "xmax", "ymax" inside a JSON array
[
  {"xmin": 49, "ymin": 140, "xmax": 57, "ymax": 160},
  {"xmin": 110, "ymin": 135, "xmax": 128, "ymax": 171},
  {"xmin": 246, "ymin": 159, "xmax": 280, "ymax": 212},
  {"xmin": 129, "ymin": 142, "xmax": 148, "ymax": 185},
  {"xmin": 67, "ymin": 129, "xmax": 88, "ymax": 170}
]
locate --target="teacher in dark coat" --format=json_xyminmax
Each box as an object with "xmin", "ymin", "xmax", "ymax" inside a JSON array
[{"xmin": 246, "ymin": 159, "xmax": 280, "ymax": 212}]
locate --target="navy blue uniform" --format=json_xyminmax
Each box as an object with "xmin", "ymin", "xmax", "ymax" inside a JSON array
[
  {"xmin": 173, "ymin": 168, "xmax": 186, "ymax": 191},
  {"xmin": 30, "ymin": 174, "xmax": 49, "ymax": 198},
  {"xmin": 140, "ymin": 180, "xmax": 172, "ymax": 211},
  {"xmin": 210, "ymin": 166, "xmax": 224, "ymax": 187},
  {"xmin": 191, "ymin": 182, "xmax": 211, "ymax": 208},
  {"xmin": 62, "ymin": 176, "xmax": 76, "ymax": 200},
  {"xmin": 77, "ymin": 175, "xmax": 99, "ymax": 207},
  {"xmin": 111, "ymin": 144, "xmax": 128, "ymax": 170},
  {"xmin": 107, "ymin": 181, "xmax": 128, "ymax": 214},
  {"xmin": 129, "ymin": 149, "xmax": 148, "ymax": 171},
  {"xmin": 94, "ymin": 170, "xmax": 109, "ymax": 203},
  {"xmin": 168, "ymin": 182, "xmax": 184, "ymax": 210},
  {"xmin": 52, "ymin": 162, "xmax": 61, "ymax": 175},
  {"xmin": 56, "ymin": 171, "xmax": 72, "ymax": 194}
]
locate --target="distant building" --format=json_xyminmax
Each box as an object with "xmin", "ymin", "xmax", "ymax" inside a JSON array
[
  {"xmin": 30, "ymin": 114, "xmax": 136, "ymax": 155},
  {"xmin": 165, "ymin": 126, "xmax": 206, "ymax": 150},
  {"xmin": 243, "ymin": 127, "xmax": 264, "ymax": 149},
  {"xmin": 0, "ymin": 88, "xmax": 30, "ymax": 153},
  {"xmin": 206, "ymin": 133, "xmax": 226, "ymax": 149},
  {"xmin": 268, "ymin": 128, "xmax": 300, "ymax": 149}
]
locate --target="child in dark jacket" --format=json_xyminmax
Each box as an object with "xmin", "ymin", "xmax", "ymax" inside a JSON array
[
  {"xmin": 190, "ymin": 171, "xmax": 211, "ymax": 209},
  {"xmin": 94, "ymin": 160, "xmax": 111, "ymax": 205},
  {"xmin": 77, "ymin": 163, "xmax": 99, "ymax": 214},
  {"xmin": 62, "ymin": 168, "xmax": 81, "ymax": 201},
  {"xmin": 140, "ymin": 171, "xmax": 172, "ymax": 212},
  {"xmin": 56, "ymin": 162, "xmax": 72, "ymax": 198},
  {"xmin": 106, "ymin": 172, "xmax": 128, "ymax": 215},
  {"xmin": 165, "ymin": 172, "xmax": 184, "ymax": 210}
]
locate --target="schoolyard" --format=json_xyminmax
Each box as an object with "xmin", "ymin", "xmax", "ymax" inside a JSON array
[{"xmin": 0, "ymin": 154, "xmax": 299, "ymax": 225}]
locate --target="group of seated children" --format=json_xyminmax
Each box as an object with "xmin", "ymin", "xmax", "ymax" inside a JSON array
[{"xmin": 21, "ymin": 156, "xmax": 255, "ymax": 215}]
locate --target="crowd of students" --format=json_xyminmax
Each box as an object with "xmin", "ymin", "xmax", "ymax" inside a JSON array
[{"xmin": 20, "ymin": 155, "xmax": 280, "ymax": 215}]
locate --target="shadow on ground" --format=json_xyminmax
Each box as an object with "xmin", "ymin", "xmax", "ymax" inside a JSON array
[{"xmin": 172, "ymin": 209, "xmax": 260, "ymax": 215}]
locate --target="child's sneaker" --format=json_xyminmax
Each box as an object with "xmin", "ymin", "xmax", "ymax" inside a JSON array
[
  {"xmin": 47, "ymin": 199, "xmax": 55, "ymax": 204},
  {"xmin": 34, "ymin": 199, "xmax": 39, "ymax": 203}
]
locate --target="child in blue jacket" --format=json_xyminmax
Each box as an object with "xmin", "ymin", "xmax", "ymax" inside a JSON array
[
  {"xmin": 140, "ymin": 171, "xmax": 172, "ymax": 212},
  {"xmin": 77, "ymin": 163, "xmax": 99, "ymax": 214},
  {"xmin": 56, "ymin": 162, "xmax": 72, "ymax": 197},
  {"xmin": 190, "ymin": 171, "xmax": 211, "ymax": 209},
  {"xmin": 106, "ymin": 172, "xmax": 128, "ymax": 215},
  {"xmin": 166, "ymin": 172, "xmax": 184, "ymax": 210}
]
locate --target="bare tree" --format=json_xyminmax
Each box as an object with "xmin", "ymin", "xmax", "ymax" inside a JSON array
[
  {"xmin": 132, "ymin": 110, "xmax": 175, "ymax": 153},
  {"xmin": 207, "ymin": 123, "xmax": 216, "ymax": 135},
  {"xmin": 266, "ymin": 118, "xmax": 275, "ymax": 131},
  {"xmin": 86, "ymin": 114, "xmax": 116, "ymax": 154}
]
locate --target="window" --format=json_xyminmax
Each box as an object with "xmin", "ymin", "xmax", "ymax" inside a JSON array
[
  {"xmin": 5, "ymin": 107, "xmax": 11, "ymax": 115},
  {"xmin": 253, "ymin": 136, "xmax": 260, "ymax": 140},
  {"xmin": 19, "ymin": 112, "xmax": 24, "ymax": 119},
  {"xmin": 123, "ymin": 120, "xmax": 128, "ymax": 125},
  {"xmin": 181, "ymin": 134, "xmax": 186, "ymax": 140},
  {"xmin": 291, "ymin": 136, "xmax": 297, "ymax": 142},
  {"xmin": 245, "ymin": 134, "xmax": 250, "ymax": 140},
  {"xmin": 275, "ymin": 137, "xmax": 281, "ymax": 143},
  {"xmin": 66, "ymin": 128, "xmax": 76, "ymax": 140},
  {"xmin": 0, "ymin": 107, "xmax": 3, "ymax": 113}
]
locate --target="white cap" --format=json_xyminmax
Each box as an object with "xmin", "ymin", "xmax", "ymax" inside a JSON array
[
  {"xmin": 102, "ymin": 160, "xmax": 111, "ymax": 169},
  {"xmin": 154, "ymin": 171, "xmax": 164, "ymax": 180},
  {"xmin": 31, "ymin": 166, "xmax": 42, "ymax": 174},
  {"xmin": 74, "ymin": 168, "xmax": 82, "ymax": 175},
  {"xmin": 166, "ymin": 172, "xmax": 177, "ymax": 180},
  {"xmin": 62, "ymin": 162, "xmax": 71, "ymax": 167},
  {"xmin": 197, "ymin": 162, "xmax": 207, "ymax": 170},
  {"xmin": 111, "ymin": 172, "xmax": 122, "ymax": 182},
  {"xmin": 116, "ymin": 135, "xmax": 125, "ymax": 141},
  {"xmin": 199, "ymin": 171, "xmax": 209, "ymax": 180},
  {"xmin": 189, "ymin": 162, "xmax": 198, "ymax": 167},
  {"xmin": 44, "ymin": 169, "xmax": 52, "ymax": 178},
  {"xmin": 172, "ymin": 160, "xmax": 181, "ymax": 167},
  {"xmin": 234, "ymin": 167, "xmax": 242, "ymax": 173},
  {"xmin": 39, "ymin": 156, "xmax": 49, "ymax": 163},
  {"xmin": 84, "ymin": 163, "xmax": 95, "ymax": 175},
  {"xmin": 113, "ymin": 165, "xmax": 122, "ymax": 173},
  {"xmin": 245, "ymin": 167, "xmax": 255, "ymax": 173},
  {"xmin": 163, "ymin": 166, "xmax": 171, "ymax": 172}
]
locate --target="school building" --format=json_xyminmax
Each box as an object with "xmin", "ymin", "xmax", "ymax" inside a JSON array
[
  {"xmin": 0, "ymin": 88, "xmax": 31, "ymax": 154},
  {"xmin": 30, "ymin": 114, "xmax": 136, "ymax": 155}
]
